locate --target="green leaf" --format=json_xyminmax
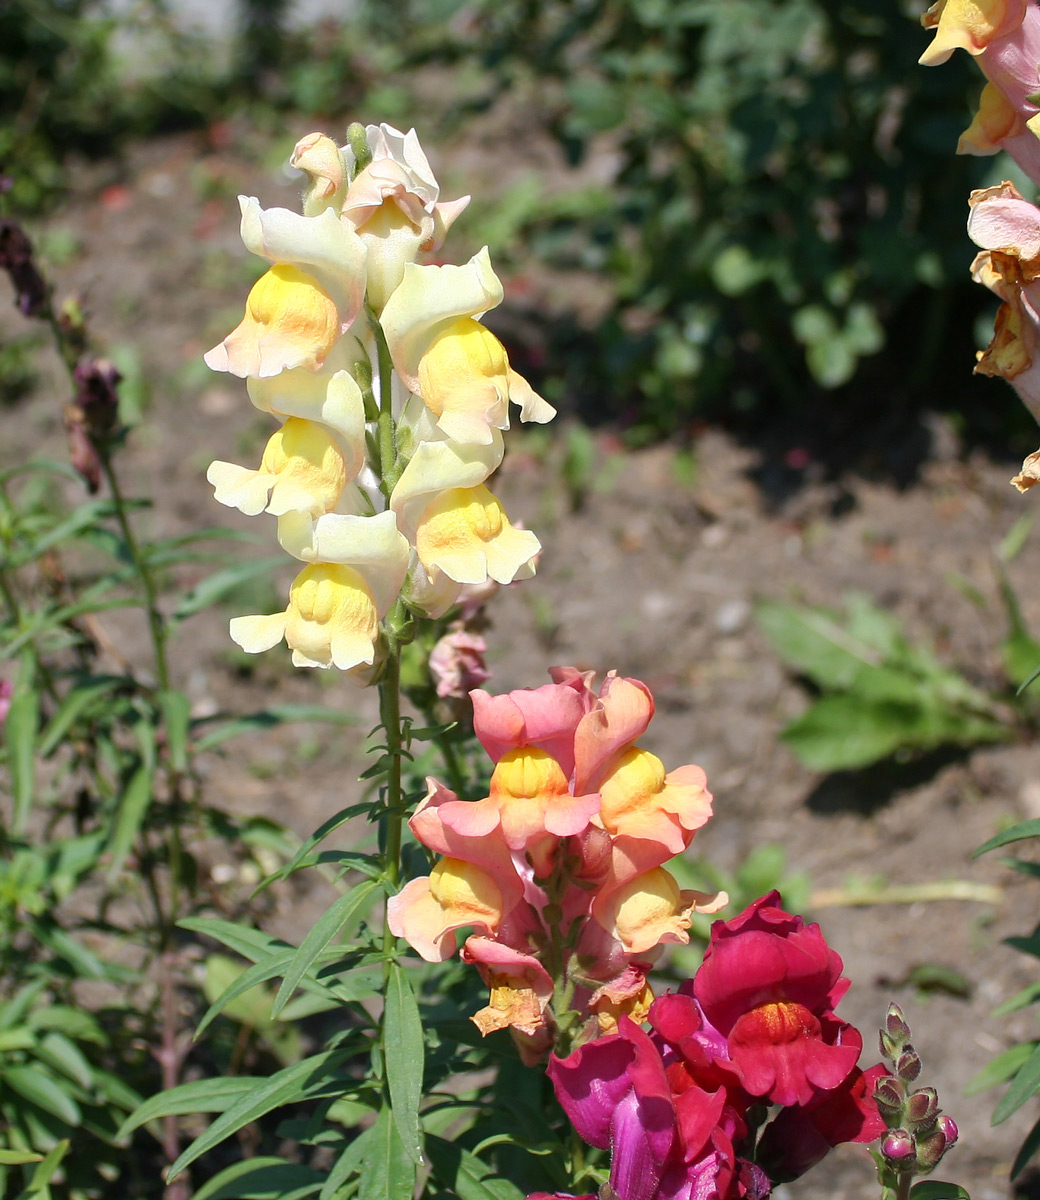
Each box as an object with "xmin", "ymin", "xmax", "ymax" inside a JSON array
[
  {"xmin": 781, "ymin": 694, "xmax": 913, "ymax": 771},
  {"xmin": 974, "ymin": 820, "xmax": 1040, "ymax": 857},
  {"xmin": 37, "ymin": 677, "xmax": 126, "ymax": 757},
  {"xmin": 909, "ymin": 1183, "xmax": 970, "ymax": 1200},
  {"xmin": 1018, "ymin": 659, "xmax": 1040, "ymax": 696},
  {"xmin": 994, "ymin": 1041, "xmax": 1040, "ymax": 1124},
  {"xmin": 33, "ymin": 1033, "xmax": 94, "ymax": 1090},
  {"xmin": 0, "ymin": 1152, "xmax": 42, "ymax": 1166},
  {"xmin": 169, "ymin": 1050, "xmax": 351, "ymax": 1179},
  {"xmin": 319, "ymin": 1131, "xmax": 371, "ymax": 1200},
  {"xmin": 271, "ymin": 881, "xmax": 380, "ymax": 1019},
  {"xmin": 1005, "ymin": 933, "xmax": 1040, "ymax": 960},
  {"xmin": 0, "ymin": 1030, "xmax": 36, "ymax": 1052},
  {"xmin": 1002, "ymin": 632, "xmax": 1040, "ymax": 691},
  {"xmin": 1000, "ymin": 513, "xmax": 1034, "ymax": 564},
  {"xmin": 5, "ymin": 664, "xmax": 39, "ymax": 836},
  {"xmin": 358, "ymin": 1107, "xmax": 415, "ymax": 1200},
  {"xmin": 384, "ymin": 962, "xmax": 424, "ymax": 1165},
  {"xmin": 192, "ymin": 1156, "xmax": 324, "ymax": 1200},
  {"xmin": 7, "ymin": 500, "xmax": 130, "ymax": 568},
  {"xmin": 756, "ymin": 598, "xmax": 882, "ymax": 690},
  {"xmin": 118, "ymin": 1077, "xmax": 262, "ymax": 1139},
  {"xmin": 2, "ymin": 1065, "xmax": 81, "ymax": 1125},
  {"xmin": 197, "ymin": 953, "xmax": 297, "ymax": 1038},
  {"xmin": 425, "ymin": 1137, "xmax": 525, "ymax": 1200},
  {"xmin": 173, "ymin": 556, "xmax": 287, "ymax": 620},
  {"xmin": 159, "ymin": 689, "xmax": 192, "ymax": 773},
  {"xmin": 192, "ymin": 705, "xmax": 360, "ymax": 753},
  {"xmin": 16, "ymin": 1138, "xmax": 69, "ymax": 1197},
  {"xmin": 178, "ymin": 918, "xmax": 291, "ymax": 964},
  {"xmin": 992, "ymin": 982, "xmax": 1040, "ymax": 1018},
  {"xmin": 806, "ymin": 333, "xmax": 856, "ymax": 389},
  {"xmin": 261, "ymin": 804, "xmax": 379, "ymax": 892},
  {"xmin": 105, "ymin": 757, "xmax": 155, "ymax": 883},
  {"xmin": 1011, "ymin": 1113, "xmax": 1040, "ymax": 1178}
]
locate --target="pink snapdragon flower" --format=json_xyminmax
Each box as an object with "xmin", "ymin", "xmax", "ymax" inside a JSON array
[{"xmin": 388, "ymin": 667, "xmax": 723, "ymax": 1054}]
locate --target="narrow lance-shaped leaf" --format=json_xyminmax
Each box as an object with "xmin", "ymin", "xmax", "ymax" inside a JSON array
[
  {"xmin": 105, "ymin": 757, "xmax": 155, "ymax": 883},
  {"xmin": 6, "ymin": 654, "xmax": 38, "ymax": 836},
  {"xmin": 384, "ymin": 961, "xmax": 425, "ymax": 1165},
  {"xmin": 168, "ymin": 1049, "xmax": 351, "ymax": 1179},
  {"xmin": 358, "ymin": 1106, "xmax": 415, "ymax": 1200},
  {"xmin": 994, "ymin": 1041, "xmax": 1040, "ymax": 1124},
  {"xmin": 118, "ymin": 1076, "xmax": 260, "ymax": 1140},
  {"xmin": 271, "ymin": 880, "xmax": 381, "ymax": 1019}
]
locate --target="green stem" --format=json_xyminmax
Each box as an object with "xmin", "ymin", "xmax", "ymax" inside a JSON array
[
  {"xmin": 98, "ymin": 451, "xmax": 170, "ymax": 693},
  {"xmin": 379, "ymin": 642, "xmax": 405, "ymax": 897},
  {"xmin": 374, "ymin": 321, "xmax": 401, "ymax": 498}
]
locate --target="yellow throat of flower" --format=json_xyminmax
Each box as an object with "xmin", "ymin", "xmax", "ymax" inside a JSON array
[
  {"xmin": 428, "ymin": 858, "xmax": 503, "ymax": 925},
  {"xmin": 246, "ymin": 264, "xmax": 340, "ymax": 367},
  {"xmin": 490, "ymin": 746, "xmax": 571, "ymax": 803},
  {"xmin": 260, "ymin": 417, "xmax": 348, "ymax": 513},
  {"xmin": 417, "ymin": 317, "xmax": 509, "ymax": 419},
  {"xmin": 285, "ymin": 563, "xmax": 379, "ymax": 666}
]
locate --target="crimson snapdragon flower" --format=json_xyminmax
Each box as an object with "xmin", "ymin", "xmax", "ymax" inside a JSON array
[{"xmin": 547, "ymin": 893, "xmax": 884, "ymax": 1200}]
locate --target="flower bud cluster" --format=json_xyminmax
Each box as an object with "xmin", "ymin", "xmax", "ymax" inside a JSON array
[
  {"xmin": 203, "ymin": 123, "xmax": 555, "ymax": 678},
  {"xmin": 874, "ymin": 1004, "xmax": 959, "ymax": 1181},
  {"xmin": 388, "ymin": 667, "xmax": 724, "ymax": 1059},
  {"xmin": 920, "ymin": 0, "xmax": 1040, "ymax": 489}
]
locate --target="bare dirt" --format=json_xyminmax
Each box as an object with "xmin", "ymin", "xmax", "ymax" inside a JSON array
[{"xmin": 7, "ymin": 125, "xmax": 1040, "ymax": 1200}]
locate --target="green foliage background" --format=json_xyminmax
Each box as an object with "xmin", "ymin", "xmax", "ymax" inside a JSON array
[{"xmin": 3, "ymin": 0, "xmax": 1033, "ymax": 452}]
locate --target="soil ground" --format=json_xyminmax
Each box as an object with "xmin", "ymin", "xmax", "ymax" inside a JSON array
[{"xmin": 6, "ymin": 125, "xmax": 1040, "ymax": 1200}]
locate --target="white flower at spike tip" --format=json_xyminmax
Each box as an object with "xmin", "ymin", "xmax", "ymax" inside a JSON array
[
  {"xmin": 229, "ymin": 511, "xmax": 410, "ymax": 671},
  {"xmin": 380, "ymin": 248, "xmax": 556, "ymax": 445},
  {"xmin": 341, "ymin": 123, "xmax": 471, "ymax": 310},
  {"xmin": 204, "ymin": 197, "xmax": 367, "ymax": 379}
]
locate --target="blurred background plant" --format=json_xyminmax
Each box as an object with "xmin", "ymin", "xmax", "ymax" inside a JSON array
[
  {"xmin": 6, "ymin": 0, "xmax": 1037, "ymax": 459},
  {"xmin": 757, "ymin": 515, "xmax": 1040, "ymax": 774}
]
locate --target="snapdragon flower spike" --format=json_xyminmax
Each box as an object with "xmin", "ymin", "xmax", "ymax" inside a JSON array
[
  {"xmin": 205, "ymin": 121, "xmax": 552, "ymax": 676},
  {"xmin": 389, "ymin": 668, "xmax": 723, "ymax": 1051}
]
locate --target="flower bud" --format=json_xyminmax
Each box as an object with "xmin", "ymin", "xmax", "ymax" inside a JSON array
[
  {"xmin": 915, "ymin": 1129, "xmax": 948, "ymax": 1171},
  {"xmin": 938, "ymin": 1115, "xmax": 959, "ymax": 1149},
  {"xmin": 290, "ymin": 132, "xmax": 346, "ymax": 216},
  {"xmin": 896, "ymin": 1045, "xmax": 922, "ymax": 1081},
  {"xmin": 0, "ymin": 218, "xmax": 48, "ymax": 318},
  {"xmin": 873, "ymin": 1073, "xmax": 906, "ymax": 1122},
  {"xmin": 882, "ymin": 1130, "xmax": 916, "ymax": 1163},
  {"xmin": 429, "ymin": 627, "xmax": 491, "ymax": 700},
  {"xmin": 345, "ymin": 122, "xmax": 372, "ymax": 176},
  {"xmin": 906, "ymin": 1087, "xmax": 939, "ymax": 1128},
  {"xmin": 886, "ymin": 1003, "xmax": 910, "ymax": 1038}
]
